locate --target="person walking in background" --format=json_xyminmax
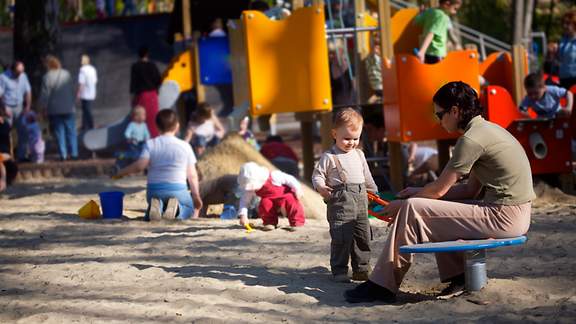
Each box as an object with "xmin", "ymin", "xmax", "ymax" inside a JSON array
[
  {"xmin": 39, "ymin": 55, "xmax": 78, "ymax": 161},
  {"xmin": 130, "ymin": 46, "xmax": 162, "ymax": 137},
  {"xmin": 0, "ymin": 61, "xmax": 32, "ymax": 162},
  {"xmin": 558, "ymin": 10, "xmax": 576, "ymax": 89},
  {"xmin": 122, "ymin": 0, "xmax": 136, "ymax": 16},
  {"xmin": 105, "ymin": 0, "xmax": 116, "ymax": 17},
  {"xmin": 77, "ymin": 54, "xmax": 98, "ymax": 131}
]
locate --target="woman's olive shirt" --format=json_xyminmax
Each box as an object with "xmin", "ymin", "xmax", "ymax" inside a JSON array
[{"xmin": 446, "ymin": 116, "xmax": 536, "ymax": 205}]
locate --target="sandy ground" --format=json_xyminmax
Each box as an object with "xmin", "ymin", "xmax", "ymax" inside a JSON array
[{"xmin": 1, "ymin": 176, "xmax": 576, "ymax": 323}]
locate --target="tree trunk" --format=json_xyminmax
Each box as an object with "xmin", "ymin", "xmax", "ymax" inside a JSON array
[
  {"xmin": 13, "ymin": 0, "xmax": 60, "ymax": 99},
  {"xmin": 512, "ymin": 0, "xmax": 524, "ymax": 45}
]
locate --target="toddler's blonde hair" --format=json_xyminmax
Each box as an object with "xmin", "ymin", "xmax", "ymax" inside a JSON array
[{"xmin": 332, "ymin": 107, "xmax": 363, "ymax": 131}]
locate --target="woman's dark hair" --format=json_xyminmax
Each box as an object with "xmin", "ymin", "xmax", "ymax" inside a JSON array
[{"xmin": 432, "ymin": 81, "xmax": 483, "ymax": 130}]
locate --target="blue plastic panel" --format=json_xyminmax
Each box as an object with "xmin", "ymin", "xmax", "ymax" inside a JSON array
[
  {"xmin": 198, "ymin": 36, "xmax": 232, "ymax": 85},
  {"xmin": 399, "ymin": 236, "xmax": 527, "ymax": 253}
]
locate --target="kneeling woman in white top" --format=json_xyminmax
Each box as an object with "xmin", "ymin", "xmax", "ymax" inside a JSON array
[{"xmin": 116, "ymin": 110, "xmax": 203, "ymax": 220}]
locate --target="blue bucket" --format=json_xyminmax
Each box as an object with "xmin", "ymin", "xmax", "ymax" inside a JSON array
[{"xmin": 99, "ymin": 191, "xmax": 125, "ymax": 219}]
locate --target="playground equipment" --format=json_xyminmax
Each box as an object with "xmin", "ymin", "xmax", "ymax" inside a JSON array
[
  {"xmin": 241, "ymin": 7, "xmax": 332, "ymax": 116},
  {"xmin": 400, "ymin": 236, "xmax": 527, "ymax": 292},
  {"xmin": 483, "ymin": 85, "xmax": 573, "ymax": 175},
  {"xmin": 382, "ymin": 8, "xmax": 480, "ymax": 142}
]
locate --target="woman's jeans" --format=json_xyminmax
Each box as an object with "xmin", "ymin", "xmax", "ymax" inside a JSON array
[
  {"xmin": 146, "ymin": 183, "xmax": 194, "ymax": 220},
  {"xmin": 49, "ymin": 113, "xmax": 78, "ymax": 160}
]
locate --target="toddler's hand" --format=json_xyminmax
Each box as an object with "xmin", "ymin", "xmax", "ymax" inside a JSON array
[
  {"xmin": 239, "ymin": 214, "xmax": 249, "ymax": 226},
  {"xmin": 317, "ymin": 185, "xmax": 332, "ymax": 200}
]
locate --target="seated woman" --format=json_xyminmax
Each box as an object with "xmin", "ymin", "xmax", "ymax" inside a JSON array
[
  {"xmin": 345, "ymin": 81, "xmax": 535, "ymax": 303},
  {"xmin": 116, "ymin": 110, "xmax": 203, "ymax": 221}
]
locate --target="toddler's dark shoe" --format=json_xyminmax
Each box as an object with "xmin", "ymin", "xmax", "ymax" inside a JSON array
[
  {"xmin": 344, "ymin": 280, "xmax": 397, "ymax": 304},
  {"xmin": 332, "ymin": 274, "xmax": 351, "ymax": 283},
  {"xmin": 262, "ymin": 224, "xmax": 276, "ymax": 231},
  {"xmin": 352, "ymin": 271, "xmax": 370, "ymax": 281}
]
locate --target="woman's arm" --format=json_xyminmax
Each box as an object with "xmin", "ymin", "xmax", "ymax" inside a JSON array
[
  {"xmin": 441, "ymin": 172, "xmax": 483, "ymax": 200},
  {"xmin": 411, "ymin": 167, "xmax": 461, "ymax": 199}
]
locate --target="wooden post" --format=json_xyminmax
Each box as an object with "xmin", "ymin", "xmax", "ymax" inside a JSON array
[
  {"xmin": 182, "ymin": 0, "xmax": 205, "ymax": 103},
  {"xmin": 355, "ymin": 0, "xmax": 370, "ymax": 103},
  {"xmin": 314, "ymin": 0, "xmax": 332, "ymax": 152},
  {"xmin": 512, "ymin": 44, "xmax": 526, "ymax": 105},
  {"xmin": 182, "ymin": 0, "xmax": 191, "ymax": 39},
  {"xmin": 295, "ymin": 0, "xmax": 315, "ymax": 181},
  {"xmin": 377, "ymin": 0, "xmax": 393, "ymax": 61},
  {"xmin": 377, "ymin": 0, "xmax": 403, "ymax": 191},
  {"xmin": 296, "ymin": 112, "xmax": 316, "ymax": 181}
]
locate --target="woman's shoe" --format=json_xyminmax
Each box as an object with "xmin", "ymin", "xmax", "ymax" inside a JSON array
[{"xmin": 344, "ymin": 280, "xmax": 397, "ymax": 303}]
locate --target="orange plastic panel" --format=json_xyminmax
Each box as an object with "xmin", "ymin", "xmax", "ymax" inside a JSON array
[
  {"xmin": 243, "ymin": 7, "xmax": 332, "ymax": 116},
  {"xmin": 508, "ymin": 119, "xmax": 572, "ymax": 174},
  {"xmin": 162, "ymin": 50, "xmax": 194, "ymax": 92},
  {"xmin": 480, "ymin": 51, "xmax": 529, "ymax": 105},
  {"xmin": 391, "ymin": 8, "xmax": 421, "ymax": 55},
  {"xmin": 383, "ymin": 50, "xmax": 481, "ymax": 142},
  {"xmin": 483, "ymin": 86, "xmax": 526, "ymax": 129},
  {"xmin": 480, "ymin": 52, "xmax": 514, "ymax": 97}
]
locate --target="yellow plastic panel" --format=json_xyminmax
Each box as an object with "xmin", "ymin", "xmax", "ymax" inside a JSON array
[
  {"xmin": 363, "ymin": 14, "xmax": 378, "ymax": 53},
  {"xmin": 162, "ymin": 50, "xmax": 194, "ymax": 93},
  {"xmin": 383, "ymin": 50, "xmax": 481, "ymax": 142},
  {"xmin": 243, "ymin": 7, "xmax": 332, "ymax": 116},
  {"xmin": 391, "ymin": 8, "xmax": 421, "ymax": 55}
]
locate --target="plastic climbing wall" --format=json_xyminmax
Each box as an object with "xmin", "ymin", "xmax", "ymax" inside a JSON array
[{"xmin": 242, "ymin": 6, "xmax": 332, "ymax": 116}]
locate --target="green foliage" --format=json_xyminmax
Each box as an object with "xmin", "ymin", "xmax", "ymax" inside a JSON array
[{"xmin": 458, "ymin": 0, "xmax": 512, "ymax": 43}]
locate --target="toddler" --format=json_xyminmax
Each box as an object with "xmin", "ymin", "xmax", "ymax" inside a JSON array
[
  {"xmin": 236, "ymin": 162, "xmax": 305, "ymax": 231},
  {"xmin": 312, "ymin": 107, "xmax": 378, "ymax": 283},
  {"xmin": 21, "ymin": 111, "xmax": 45, "ymax": 163},
  {"xmin": 520, "ymin": 72, "xmax": 574, "ymax": 119}
]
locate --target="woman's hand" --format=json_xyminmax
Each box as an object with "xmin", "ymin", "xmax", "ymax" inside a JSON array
[
  {"xmin": 382, "ymin": 199, "xmax": 403, "ymax": 218},
  {"xmin": 397, "ymin": 187, "xmax": 422, "ymax": 199}
]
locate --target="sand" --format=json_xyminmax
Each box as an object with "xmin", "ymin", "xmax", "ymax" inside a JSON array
[{"xmin": 1, "ymin": 176, "xmax": 575, "ymax": 323}]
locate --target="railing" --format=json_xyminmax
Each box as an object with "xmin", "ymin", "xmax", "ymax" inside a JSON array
[{"xmin": 389, "ymin": 0, "xmax": 512, "ymax": 60}]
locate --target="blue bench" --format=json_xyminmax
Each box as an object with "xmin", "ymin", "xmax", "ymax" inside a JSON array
[{"xmin": 399, "ymin": 236, "xmax": 527, "ymax": 291}]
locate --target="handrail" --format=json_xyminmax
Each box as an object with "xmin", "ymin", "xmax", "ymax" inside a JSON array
[{"xmin": 389, "ymin": 0, "xmax": 512, "ymax": 58}]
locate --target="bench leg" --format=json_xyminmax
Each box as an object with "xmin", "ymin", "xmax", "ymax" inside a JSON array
[{"xmin": 465, "ymin": 249, "xmax": 487, "ymax": 291}]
